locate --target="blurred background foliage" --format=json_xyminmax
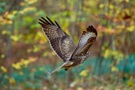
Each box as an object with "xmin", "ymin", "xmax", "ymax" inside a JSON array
[{"xmin": 0, "ymin": 0, "xmax": 135, "ymax": 90}]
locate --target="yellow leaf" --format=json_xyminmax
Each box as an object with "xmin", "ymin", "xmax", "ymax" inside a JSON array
[
  {"xmin": 10, "ymin": 35, "xmax": 19, "ymax": 41},
  {"xmin": 125, "ymin": 0, "xmax": 129, "ymax": 2},
  {"xmin": 104, "ymin": 49, "xmax": 110, "ymax": 58},
  {"xmin": 127, "ymin": 26, "xmax": 135, "ymax": 32},
  {"xmin": 0, "ymin": 66, "xmax": 7, "ymax": 73},
  {"xmin": 104, "ymin": 49, "xmax": 124, "ymax": 60},
  {"xmin": 19, "ymin": 7, "xmax": 36, "ymax": 14},
  {"xmin": 21, "ymin": 59, "xmax": 30, "ymax": 66},
  {"xmin": 36, "ymin": 32, "xmax": 47, "ymax": 44},
  {"xmin": 25, "ymin": 0, "xmax": 37, "ymax": 4},
  {"xmin": 127, "ymin": 81, "xmax": 134, "ymax": 86},
  {"xmin": 9, "ymin": 77, "xmax": 16, "ymax": 85},
  {"xmin": 7, "ymin": 13, "xmax": 14, "ymax": 20},
  {"xmin": 2, "ymin": 30, "xmax": 10, "ymax": 35},
  {"xmin": 43, "ymin": 52, "xmax": 48, "ymax": 57},
  {"xmin": 77, "ymin": 87, "xmax": 83, "ymax": 90},
  {"xmin": 1, "ymin": 54, "xmax": 5, "ymax": 58},
  {"xmin": 12, "ymin": 63, "xmax": 21, "ymax": 70},
  {"xmin": 109, "ymin": 4, "xmax": 114, "ymax": 9},
  {"xmin": 80, "ymin": 70, "xmax": 89, "ymax": 77},
  {"xmin": 111, "ymin": 67, "xmax": 118, "ymax": 72},
  {"xmin": 99, "ymin": 4, "xmax": 104, "ymax": 8}
]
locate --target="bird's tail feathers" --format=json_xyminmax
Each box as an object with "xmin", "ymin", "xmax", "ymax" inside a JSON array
[{"xmin": 48, "ymin": 61, "xmax": 73, "ymax": 74}]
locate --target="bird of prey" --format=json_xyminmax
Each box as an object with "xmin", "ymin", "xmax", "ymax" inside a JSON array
[{"xmin": 38, "ymin": 16, "xmax": 97, "ymax": 74}]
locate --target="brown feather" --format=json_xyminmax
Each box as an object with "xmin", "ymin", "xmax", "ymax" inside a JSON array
[
  {"xmin": 71, "ymin": 25, "xmax": 97, "ymax": 57},
  {"xmin": 39, "ymin": 16, "xmax": 75, "ymax": 62}
]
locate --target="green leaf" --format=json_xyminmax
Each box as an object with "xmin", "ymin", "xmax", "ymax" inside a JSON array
[{"xmin": 0, "ymin": 7, "xmax": 4, "ymax": 12}]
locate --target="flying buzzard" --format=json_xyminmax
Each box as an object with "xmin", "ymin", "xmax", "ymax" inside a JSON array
[{"xmin": 38, "ymin": 16, "xmax": 97, "ymax": 74}]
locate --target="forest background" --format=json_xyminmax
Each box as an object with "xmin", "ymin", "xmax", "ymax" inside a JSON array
[{"xmin": 0, "ymin": 0, "xmax": 135, "ymax": 90}]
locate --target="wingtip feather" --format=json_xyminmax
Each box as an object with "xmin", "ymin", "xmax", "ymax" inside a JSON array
[
  {"xmin": 87, "ymin": 25, "xmax": 97, "ymax": 36},
  {"xmin": 38, "ymin": 16, "xmax": 62, "ymax": 28}
]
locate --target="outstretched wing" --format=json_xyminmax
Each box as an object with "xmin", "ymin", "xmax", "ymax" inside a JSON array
[
  {"xmin": 72, "ymin": 25, "xmax": 97, "ymax": 56},
  {"xmin": 38, "ymin": 16, "xmax": 75, "ymax": 62}
]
